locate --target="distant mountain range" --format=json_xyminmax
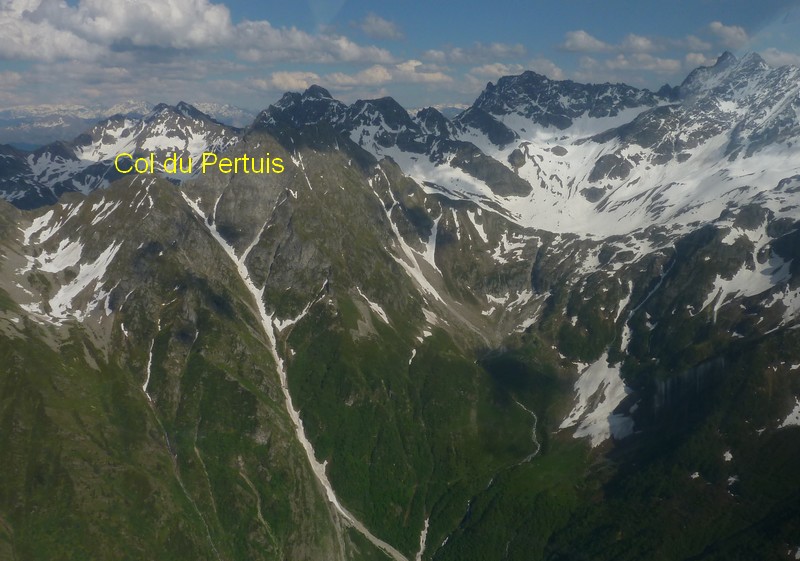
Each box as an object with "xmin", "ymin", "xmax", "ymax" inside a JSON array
[{"xmin": 0, "ymin": 100, "xmax": 256, "ymax": 149}]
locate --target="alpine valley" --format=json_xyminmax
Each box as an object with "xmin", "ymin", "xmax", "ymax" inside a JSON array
[{"xmin": 1, "ymin": 52, "xmax": 800, "ymax": 561}]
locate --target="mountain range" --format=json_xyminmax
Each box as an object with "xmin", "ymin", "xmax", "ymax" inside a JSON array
[
  {"xmin": 1, "ymin": 51, "xmax": 799, "ymax": 560},
  {"xmin": 0, "ymin": 101, "xmax": 256, "ymax": 150}
]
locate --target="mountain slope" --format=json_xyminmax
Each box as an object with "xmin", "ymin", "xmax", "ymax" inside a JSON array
[{"xmin": 1, "ymin": 53, "xmax": 800, "ymax": 560}]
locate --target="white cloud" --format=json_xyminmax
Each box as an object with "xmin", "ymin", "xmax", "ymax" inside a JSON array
[
  {"xmin": 684, "ymin": 52, "xmax": 717, "ymax": 68},
  {"xmin": 236, "ymin": 21, "xmax": 394, "ymax": 64},
  {"xmin": 677, "ymin": 35, "xmax": 713, "ymax": 52},
  {"xmin": 468, "ymin": 58, "xmax": 563, "ymax": 81},
  {"xmin": 258, "ymin": 72, "xmax": 322, "ymax": 92},
  {"xmin": 560, "ymin": 30, "xmax": 611, "ymax": 53},
  {"xmin": 560, "ymin": 26, "xmax": 742, "ymax": 84},
  {"xmin": 250, "ymin": 60, "xmax": 451, "ymax": 93},
  {"xmin": 326, "ymin": 65, "xmax": 392, "ymax": 86},
  {"xmin": 563, "ymin": 30, "xmax": 713, "ymax": 56},
  {"xmin": 708, "ymin": 21, "xmax": 749, "ymax": 49},
  {"xmin": 422, "ymin": 42, "xmax": 526, "ymax": 64},
  {"xmin": 604, "ymin": 53, "xmax": 681, "ymax": 74},
  {"xmin": 759, "ymin": 48, "xmax": 800, "ymax": 67},
  {"xmin": 356, "ymin": 13, "xmax": 403, "ymax": 41},
  {"xmin": 469, "ymin": 63, "xmax": 526, "ymax": 79},
  {"xmin": 0, "ymin": 0, "xmax": 234, "ymax": 58},
  {"xmin": 64, "ymin": 0, "xmax": 233, "ymax": 49},
  {"xmin": 0, "ymin": 0, "xmax": 103, "ymax": 61},
  {"xmin": 529, "ymin": 57, "xmax": 565, "ymax": 80},
  {"xmin": 394, "ymin": 60, "xmax": 451, "ymax": 83},
  {"xmin": 620, "ymin": 34, "xmax": 657, "ymax": 53},
  {"xmin": 0, "ymin": 0, "xmax": 394, "ymax": 65}
]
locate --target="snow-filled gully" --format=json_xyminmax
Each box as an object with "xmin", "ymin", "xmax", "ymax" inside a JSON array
[
  {"xmin": 181, "ymin": 193, "xmax": 409, "ymax": 561},
  {"xmin": 514, "ymin": 399, "xmax": 541, "ymax": 463}
]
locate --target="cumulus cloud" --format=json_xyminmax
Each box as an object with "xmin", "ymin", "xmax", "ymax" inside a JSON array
[
  {"xmin": 63, "ymin": 0, "xmax": 233, "ymax": 49},
  {"xmin": 356, "ymin": 13, "xmax": 403, "ymax": 41},
  {"xmin": 0, "ymin": 0, "xmax": 233, "ymax": 61},
  {"xmin": 604, "ymin": 53, "xmax": 681, "ymax": 73},
  {"xmin": 684, "ymin": 52, "xmax": 717, "ymax": 68},
  {"xmin": 236, "ymin": 21, "xmax": 393, "ymax": 64},
  {"xmin": 620, "ymin": 34, "xmax": 657, "ymax": 53},
  {"xmin": 468, "ymin": 58, "xmax": 563, "ymax": 81},
  {"xmin": 422, "ymin": 42, "xmax": 526, "ymax": 64},
  {"xmin": 0, "ymin": 0, "xmax": 393, "ymax": 64},
  {"xmin": 708, "ymin": 21, "xmax": 749, "ymax": 49},
  {"xmin": 325, "ymin": 65, "xmax": 391, "ymax": 87},
  {"xmin": 574, "ymin": 52, "xmax": 683, "ymax": 84},
  {"xmin": 468, "ymin": 63, "xmax": 526, "ymax": 79},
  {"xmin": 559, "ymin": 30, "xmax": 611, "ymax": 53},
  {"xmin": 562, "ymin": 30, "xmax": 709, "ymax": 56},
  {"xmin": 529, "ymin": 57, "xmax": 565, "ymax": 80},
  {"xmin": 675, "ymin": 35, "xmax": 713, "ymax": 52},
  {"xmin": 559, "ymin": 26, "xmax": 751, "ymax": 84},
  {"xmin": 759, "ymin": 48, "xmax": 800, "ymax": 67},
  {"xmin": 250, "ymin": 60, "xmax": 451, "ymax": 93},
  {"xmin": 0, "ymin": 0, "xmax": 103, "ymax": 61},
  {"xmin": 261, "ymin": 72, "xmax": 322, "ymax": 92},
  {"xmin": 393, "ymin": 60, "xmax": 451, "ymax": 83}
]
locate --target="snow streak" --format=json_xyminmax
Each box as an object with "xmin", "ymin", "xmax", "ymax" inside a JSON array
[{"xmin": 181, "ymin": 192, "xmax": 409, "ymax": 561}]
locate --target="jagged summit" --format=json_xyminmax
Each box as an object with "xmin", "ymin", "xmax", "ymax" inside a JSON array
[
  {"xmin": 716, "ymin": 50, "xmax": 738, "ymax": 67},
  {"xmin": 415, "ymin": 106, "xmax": 453, "ymax": 137},
  {"xmin": 174, "ymin": 100, "xmax": 216, "ymax": 122},
  {"xmin": 147, "ymin": 101, "xmax": 229, "ymax": 128},
  {"xmin": 472, "ymin": 69, "xmax": 666, "ymax": 128},
  {"xmin": 254, "ymin": 88, "xmax": 346, "ymax": 131},
  {"xmin": 680, "ymin": 50, "xmax": 775, "ymax": 99},
  {"xmin": 349, "ymin": 97, "xmax": 415, "ymax": 131},
  {"xmin": 302, "ymin": 84, "xmax": 333, "ymax": 99}
]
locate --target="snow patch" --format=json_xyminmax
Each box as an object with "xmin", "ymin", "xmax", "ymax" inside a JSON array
[
  {"xmin": 779, "ymin": 398, "xmax": 800, "ymax": 428},
  {"xmin": 356, "ymin": 287, "xmax": 389, "ymax": 324},
  {"xmin": 415, "ymin": 518, "xmax": 429, "ymax": 561},
  {"xmin": 560, "ymin": 353, "xmax": 634, "ymax": 447},
  {"xmin": 465, "ymin": 209, "xmax": 489, "ymax": 243},
  {"xmin": 36, "ymin": 238, "xmax": 84, "ymax": 273},
  {"xmin": 700, "ymin": 254, "xmax": 791, "ymax": 322},
  {"xmin": 48, "ymin": 242, "xmax": 121, "ymax": 320}
]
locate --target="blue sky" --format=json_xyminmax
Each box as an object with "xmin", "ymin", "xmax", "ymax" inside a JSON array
[{"xmin": 1, "ymin": 0, "xmax": 798, "ymax": 110}]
